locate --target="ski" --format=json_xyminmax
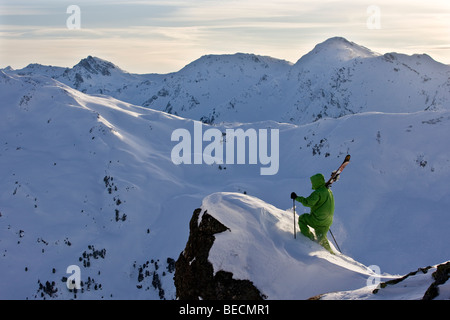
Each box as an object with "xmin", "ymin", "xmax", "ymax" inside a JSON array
[{"xmin": 325, "ymin": 154, "xmax": 351, "ymax": 188}]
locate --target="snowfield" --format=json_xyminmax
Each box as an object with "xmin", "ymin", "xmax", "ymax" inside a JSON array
[{"xmin": 1, "ymin": 37, "xmax": 449, "ymax": 299}]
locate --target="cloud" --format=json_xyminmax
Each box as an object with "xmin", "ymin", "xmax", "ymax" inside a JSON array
[{"xmin": 0, "ymin": 0, "xmax": 449, "ymax": 72}]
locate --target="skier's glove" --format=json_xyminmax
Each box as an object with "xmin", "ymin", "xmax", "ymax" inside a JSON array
[{"xmin": 290, "ymin": 192, "xmax": 297, "ymax": 200}]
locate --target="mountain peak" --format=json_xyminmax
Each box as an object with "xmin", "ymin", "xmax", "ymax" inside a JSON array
[
  {"xmin": 321, "ymin": 36, "xmax": 356, "ymax": 46},
  {"xmin": 295, "ymin": 37, "xmax": 379, "ymax": 67},
  {"xmin": 315, "ymin": 37, "xmax": 377, "ymax": 56},
  {"xmin": 73, "ymin": 56, "xmax": 124, "ymax": 76}
]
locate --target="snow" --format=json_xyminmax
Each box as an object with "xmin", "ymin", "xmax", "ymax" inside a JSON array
[
  {"xmin": 293, "ymin": 37, "xmax": 380, "ymax": 68},
  {"xmin": 0, "ymin": 37, "xmax": 450, "ymax": 299},
  {"xmin": 321, "ymin": 263, "xmax": 450, "ymax": 300},
  {"xmin": 201, "ymin": 192, "xmax": 393, "ymax": 299},
  {"xmin": 7, "ymin": 38, "xmax": 450, "ymax": 126},
  {"xmin": 201, "ymin": 191, "xmax": 449, "ymax": 300}
]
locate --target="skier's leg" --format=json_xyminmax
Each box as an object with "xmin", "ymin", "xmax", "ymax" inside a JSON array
[
  {"xmin": 315, "ymin": 227, "xmax": 334, "ymax": 254},
  {"xmin": 298, "ymin": 214, "xmax": 314, "ymax": 241}
]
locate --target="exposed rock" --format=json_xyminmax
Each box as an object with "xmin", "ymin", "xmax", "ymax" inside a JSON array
[
  {"xmin": 372, "ymin": 265, "xmax": 433, "ymax": 294},
  {"xmin": 423, "ymin": 261, "xmax": 450, "ymax": 300},
  {"xmin": 371, "ymin": 261, "xmax": 450, "ymax": 300},
  {"xmin": 174, "ymin": 208, "xmax": 265, "ymax": 300}
]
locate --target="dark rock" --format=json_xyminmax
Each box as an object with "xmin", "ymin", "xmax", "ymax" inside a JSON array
[
  {"xmin": 423, "ymin": 261, "xmax": 450, "ymax": 300},
  {"xmin": 174, "ymin": 208, "xmax": 265, "ymax": 300}
]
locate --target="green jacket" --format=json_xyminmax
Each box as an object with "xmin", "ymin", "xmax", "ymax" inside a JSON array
[{"xmin": 295, "ymin": 173, "xmax": 334, "ymax": 228}]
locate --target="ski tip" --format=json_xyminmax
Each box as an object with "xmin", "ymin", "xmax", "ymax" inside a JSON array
[{"xmin": 345, "ymin": 154, "xmax": 351, "ymax": 162}]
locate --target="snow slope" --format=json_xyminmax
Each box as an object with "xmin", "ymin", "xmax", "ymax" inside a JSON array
[
  {"xmin": 200, "ymin": 192, "xmax": 395, "ymax": 300},
  {"xmin": 1, "ymin": 38, "xmax": 450, "ymax": 299},
  {"xmin": 0, "ymin": 71, "xmax": 189, "ymax": 299}
]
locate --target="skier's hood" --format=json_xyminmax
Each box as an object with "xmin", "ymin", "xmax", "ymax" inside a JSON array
[{"xmin": 310, "ymin": 173, "xmax": 325, "ymax": 190}]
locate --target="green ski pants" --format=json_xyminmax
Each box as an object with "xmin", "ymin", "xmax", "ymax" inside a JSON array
[{"xmin": 298, "ymin": 213, "xmax": 334, "ymax": 254}]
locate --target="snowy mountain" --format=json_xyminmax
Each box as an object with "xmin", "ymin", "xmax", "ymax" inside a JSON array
[
  {"xmin": 1, "ymin": 37, "xmax": 450, "ymax": 300},
  {"xmin": 7, "ymin": 37, "xmax": 450, "ymax": 125},
  {"xmin": 13, "ymin": 55, "xmax": 156, "ymax": 99}
]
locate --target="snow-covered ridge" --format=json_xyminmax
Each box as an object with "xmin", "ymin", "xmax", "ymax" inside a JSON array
[
  {"xmin": 199, "ymin": 192, "xmax": 391, "ymax": 299},
  {"xmin": 178, "ymin": 192, "xmax": 450, "ymax": 300},
  {"xmin": 320, "ymin": 261, "xmax": 450, "ymax": 300},
  {"xmin": 4, "ymin": 37, "xmax": 450, "ymax": 125}
]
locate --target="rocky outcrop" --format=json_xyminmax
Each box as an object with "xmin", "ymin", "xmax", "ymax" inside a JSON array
[
  {"xmin": 174, "ymin": 208, "xmax": 265, "ymax": 300},
  {"xmin": 422, "ymin": 261, "xmax": 450, "ymax": 300},
  {"xmin": 372, "ymin": 261, "xmax": 450, "ymax": 300}
]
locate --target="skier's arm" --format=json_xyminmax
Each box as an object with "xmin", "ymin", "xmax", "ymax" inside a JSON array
[{"xmin": 297, "ymin": 191, "xmax": 319, "ymax": 208}]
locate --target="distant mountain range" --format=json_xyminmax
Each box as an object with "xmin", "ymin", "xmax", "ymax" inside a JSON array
[{"xmin": 7, "ymin": 37, "xmax": 450, "ymax": 125}]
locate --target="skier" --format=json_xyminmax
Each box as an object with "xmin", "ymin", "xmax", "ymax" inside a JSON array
[{"xmin": 291, "ymin": 173, "xmax": 335, "ymax": 254}]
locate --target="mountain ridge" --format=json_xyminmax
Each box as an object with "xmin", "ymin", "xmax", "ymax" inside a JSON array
[{"xmin": 5, "ymin": 37, "xmax": 450, "ymax": 125}]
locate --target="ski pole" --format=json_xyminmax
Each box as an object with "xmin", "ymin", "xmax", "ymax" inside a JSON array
[
  {"xmin": 329, "ymin": 228, "xmax": 341, "ymax": 253},
  {"xmin": 293, "ymin": 199, "xmax": 296, "ymax": 239}
]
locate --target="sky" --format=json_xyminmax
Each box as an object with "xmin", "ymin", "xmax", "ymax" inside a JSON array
[{"xmin": 0, "ymin": 0, "xmax": 449, "ymax": 74}]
